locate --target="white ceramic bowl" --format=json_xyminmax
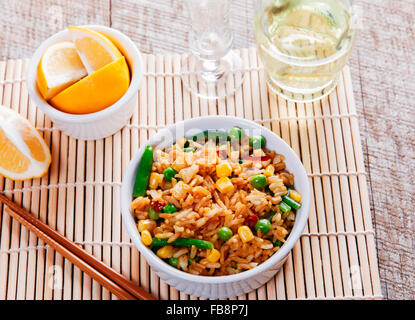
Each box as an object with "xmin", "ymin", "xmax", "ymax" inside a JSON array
[
  {"xmin": 26, "ymin": 25, "xmax": 143, "ymax": 140},
  {"xmin": 121, "ymin": 116, "xmax": 310, "ymax": 298}
]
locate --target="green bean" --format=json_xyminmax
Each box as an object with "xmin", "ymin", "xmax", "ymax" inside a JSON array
[
  {"xmin": 132, "ymin": 145, "xmax": 154, "ymax": 198},
  {"xmin": 187, "ymin": 130, "xmax": 228, "ymax": 144},
  {"xmin": 183, "ymin": 147, "xmax": 195, "ymax": 152},
  {"xmin": 282, "ymin": 195, "xmax": 302, "ymax": 210},
  {"xmin": 187, "ymin": 131, "xmax": 206, "ymax": 143},
  {"xmin": 279, "ymin": 201, "xmax": 291, "ymax": 213},
  {"xmin": 206, "ymin": 130, "xmax": 228, "ymax": 143},
  {"xmin": 273, "ymin": 240, "xmax": 283, "ymax": 247},
  {"xmin": 168, "ymin": 257, "xmax": 178, "ymax": 268},
  {"xmin": 152, "ymin": 237, "xmax": 214, "ymax": 249}
]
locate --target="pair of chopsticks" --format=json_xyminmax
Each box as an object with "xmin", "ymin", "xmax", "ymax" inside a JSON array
[{"xmin": 0, "ymin": 193, "xmax": 155, "ymax": 300}]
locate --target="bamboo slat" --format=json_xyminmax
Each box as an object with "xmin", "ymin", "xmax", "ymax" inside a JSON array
[{"xmin": 0, "ymin": 52, "xmax": 382, "ymax": 300}]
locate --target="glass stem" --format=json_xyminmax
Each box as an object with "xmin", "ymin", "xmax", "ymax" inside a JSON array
[
  {"xmin": 202, "ymin": 59, "xmax": 220, "ymax": 72},
  {"xmin": 199, "ymin": 58, "xmax": 225, "ymax": 81}
]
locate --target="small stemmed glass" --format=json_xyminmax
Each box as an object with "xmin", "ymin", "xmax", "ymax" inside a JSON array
[{"xmin": 182, "ymin": 0, "xmax": 245, "ymax": 100}]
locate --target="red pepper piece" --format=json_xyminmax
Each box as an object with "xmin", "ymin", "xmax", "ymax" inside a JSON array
[
  {"xmin": 243, "ymin": 154, "xmax": 271, "ymax": 162},
  {"xmin": 151, "ymin": 200, "xmax": 166, "ymax": 212},
  {"xmin": 246, "ymin": 214, "xmax": 259, "ymax": 228}
]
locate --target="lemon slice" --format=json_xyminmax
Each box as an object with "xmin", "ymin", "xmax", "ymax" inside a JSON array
[
  {"xmin": 0, "ymin": 106, "xmax": 51, "ymax": 181},
  {"xmin": 49, "ymin": 57, "xmax": 130, "ymax": 114},
  {"xmin": 36, "ymin": 41, "xmax": 88, "ymax": 100},
  {"xmin": 69, "ymin": 26, "xmax": 123, "ymax": 74}
]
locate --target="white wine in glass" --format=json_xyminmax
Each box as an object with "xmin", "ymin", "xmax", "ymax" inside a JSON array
[{"xmin": 255, "ymin": 0, "xmax": 355, "ymax": 102}]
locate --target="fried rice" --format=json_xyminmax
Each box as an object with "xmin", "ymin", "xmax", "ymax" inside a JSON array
[{"xmin": 131, "ymin": 133, "xmax": 301, "ymax": 276}]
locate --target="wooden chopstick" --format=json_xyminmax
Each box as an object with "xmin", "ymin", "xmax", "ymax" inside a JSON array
[
  {"xmin": 3, "ymin": 206, "xmax": 136, "ymax": 300},
  {"xmin": 0, "ymin": 193, "xmax": 155, "ymax": 300}
]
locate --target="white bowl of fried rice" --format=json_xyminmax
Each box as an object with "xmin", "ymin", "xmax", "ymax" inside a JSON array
[{"xmin": 121, "ymin": 116, "xmax": 310, "ymax": 298}]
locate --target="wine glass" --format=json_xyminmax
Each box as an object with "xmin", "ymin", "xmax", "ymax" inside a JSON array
[
  {"xmin": 254, "ymin": 0, "xmax": 356, "ymax": 103},
  {"xmin": 181, "ymin": 0, "xmax": 245, "ymax": 100}
]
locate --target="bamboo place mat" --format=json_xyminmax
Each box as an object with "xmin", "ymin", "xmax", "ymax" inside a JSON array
[{"xmin": 0, "ymin": 49, "xmax": 382, "ymax": 300}]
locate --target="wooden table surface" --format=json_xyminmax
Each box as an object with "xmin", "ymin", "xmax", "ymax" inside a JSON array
[{"xmin": 0, "ymin": 0, "xmax": 413, "ymax": 300}]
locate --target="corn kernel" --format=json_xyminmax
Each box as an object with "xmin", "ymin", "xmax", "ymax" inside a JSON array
[
  {"xmin": 138, "ymin": 219, "xmax": 156, "ymax": 232},
  {"xmin": 141, "ymin": 230, "xmax": 153, "ymax": 246},
  {"xmin": 156, "ymin": 245, "xmax": 174, "ymax": 259},
  {"xmin": 264, "ymin": 164, "xmax": 275, "ymax": 177},
  {"xmin": 216, "ymin": 177, "xmax": 234, "ymax": 194},
  {"xmin": 206, "ymin": 248, "xmax": 221, "ymax": 263},
  {"xmin": 149, "ymin": 172, "xmax": 162, "ymax": 189},
  {"xmin": 216, "ymin": 162, "xmax": 233, "ymax": 177},
  {"xmin": 238, "ymin": 226, "xmax": 254, "ymax": 243},
  {"xmin": 289, "ymin": 189, "xmax": 302, "ymax": 203}
]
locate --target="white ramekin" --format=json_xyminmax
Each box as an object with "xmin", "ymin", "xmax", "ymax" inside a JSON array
[
  {"xmin": 121, "ymin": 116, "xmax": 311, "ymax": 299},
  {"xmin": 26, "ymin": 25, "xmax": 143, "ymax": 140}
]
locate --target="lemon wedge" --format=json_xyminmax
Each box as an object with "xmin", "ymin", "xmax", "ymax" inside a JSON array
[
  {"xmin": 68, "ymin": 26, "xmax": 123, "ymax": 74},
  {"xmin": 36, "ymin": 41, "xmax": 87, "ymax": 100},
  {"xmin": 0, "ymin": 106, "xmax": 51, "ymax": 181},
  {"xmin": 49, "ymin": 57, "xmax": 130, "ymax": 114}
]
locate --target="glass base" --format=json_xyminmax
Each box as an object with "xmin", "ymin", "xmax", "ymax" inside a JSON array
[
  {"xmin": 266, "ymin": 75, "xmax": 339, "ymax": 103},
  {"xmin": 181, "ymin": 51, "xmax": 245, "ymax": 100}
]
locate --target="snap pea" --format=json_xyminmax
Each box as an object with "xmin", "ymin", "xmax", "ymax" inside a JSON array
[
  {"xmin": 183, "ymin": 147, "xmax": 195, "ymax": 152},
  {"xmin": 282, "ymin": 195, "xmax": 302, "ymax": 210},
  {"xmin": 132, "ymin": 145, "xmax": 154, "ymax": 198},
  {"xmin": 152, "ymin": 237, "xmax": 214, "ymax": 249}
]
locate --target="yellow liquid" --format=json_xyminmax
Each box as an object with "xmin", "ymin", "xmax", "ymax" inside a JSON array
[{"xmin": 255, "ymin": 0, "xmax": 354, "ymax": 100}]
